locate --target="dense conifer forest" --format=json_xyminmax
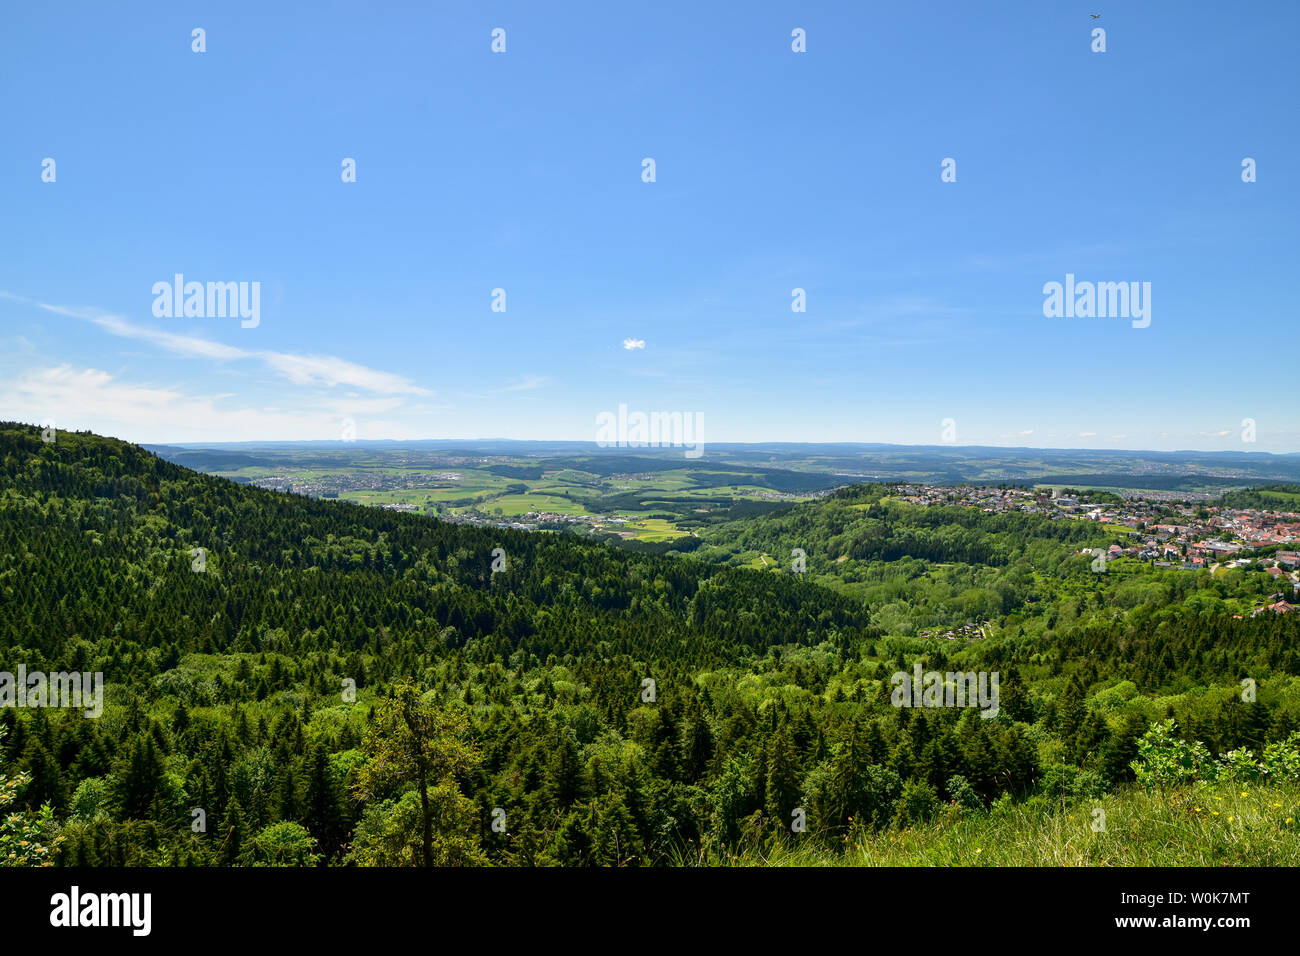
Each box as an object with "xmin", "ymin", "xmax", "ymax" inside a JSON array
[{"xmin": 3, "ymin": 423, "xmax": 1299, "ymax": 866}]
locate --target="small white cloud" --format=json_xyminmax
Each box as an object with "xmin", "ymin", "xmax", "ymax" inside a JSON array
[{"xmin": 622, "ymin": 338, "xmax": 645, "ymax": 350}]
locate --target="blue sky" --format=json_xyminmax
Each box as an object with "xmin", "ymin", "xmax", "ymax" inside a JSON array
[{"xmin": 2, "ymin": 1, "xmax": 1296, "ymax": 451}]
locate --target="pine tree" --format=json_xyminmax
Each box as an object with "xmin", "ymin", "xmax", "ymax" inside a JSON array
[
  {"xmin": 544, "ymin": 734, "xmax": 583, "ymax": 810},
  {"xmin": 763, "ymin": 728, "xmax": 801, "ymax": 831},
  {"xmin": 304, "ymin": 744, "xmax": 341, "ymax": 862},
  {"xmin": 116, "ymin": 735, "xmax": 166, "ymax": 820},
  {"xmin": 218, "ymin": 796, "xmax": 246, "ymax": 865}
]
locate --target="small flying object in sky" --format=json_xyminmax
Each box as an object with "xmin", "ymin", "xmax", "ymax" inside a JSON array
[{"xmin": 1090, "ymin": 13, "xmax": 1101, "ymax": 18}]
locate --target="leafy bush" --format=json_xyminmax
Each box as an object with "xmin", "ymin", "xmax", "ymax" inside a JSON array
[
  {"xmin": 1, "ymin": 727, "xmax": 61, "ymax": 866},
  {"xmin": 1134, "ymin": 722, "xmax": 1300, "ymax": 788},
  {"xmin": 248, "ymin": 821, "xmax": 321, "ymax": 866},
  {"xmin": 1132, "ymin": 720, "xmax": 1217, "ymax": 788},
  {"xmin": 893, "ymin": 780, "xmax": 938, "ymax": 828},
  {"xmin": 946, "ymin": 774, "xmax": 985, "ymax": 814},
  {"xmin": 1261, "ymin": 732, "xmax": 1300, "ymax": 781}
]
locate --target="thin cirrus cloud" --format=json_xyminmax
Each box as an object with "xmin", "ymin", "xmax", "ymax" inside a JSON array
[
  {"xmin": 17, "ymin": 295, "xmax": 431, "ymax": 396},
  {"xmin": 501, "ymin": 375, "xmax": 551, "ymax": 392},
  {"xmin": 622, "ymin": 338, "xmax": 645, "ymax": 350}
]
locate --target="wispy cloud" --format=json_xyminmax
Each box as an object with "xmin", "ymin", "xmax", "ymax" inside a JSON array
[
  {"xmin": 622, "ymin": 338, "xmax": 645, "ymax": 350},
  {"xmin": 10, "ymin": 294, "xmax": 431, "ymax": 396},
  {"xmin": 0, "ymin": 364, "xmax": 437, "ymax": 443},
  {"xmin": 259, "ymin": 352, "xmax": 428, "ymax": 394},
  {"xmin": 502, "ymin": 375, "xmax": 551, "ymax": 392}
]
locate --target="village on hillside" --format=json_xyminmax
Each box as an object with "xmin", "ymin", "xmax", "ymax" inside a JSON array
[{"xmin": 894, "ymin": 483, "xmax": 1300, "ymax": 614}]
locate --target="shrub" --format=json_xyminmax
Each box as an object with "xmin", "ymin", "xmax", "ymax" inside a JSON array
[{"xmin": 1132, "ymin": 720, "xmax": 1217, "ymax": 788}]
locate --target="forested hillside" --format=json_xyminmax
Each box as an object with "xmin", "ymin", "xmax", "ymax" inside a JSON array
[
  {"xmin": 691, "ymin": 483, "xmax": 1293, "ymax": 639},
  {"xmin": 3, "ymin": 424, "xmax": 1299, "ymax": 866}
]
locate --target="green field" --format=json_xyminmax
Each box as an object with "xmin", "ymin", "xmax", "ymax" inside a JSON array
[
  {"xmin": 477, "ymin": 493, "xmax": 590, "ymax": 516},
  {"xmin": 202, "ymin": 456, "xmax": 829, "ymax": 546}
]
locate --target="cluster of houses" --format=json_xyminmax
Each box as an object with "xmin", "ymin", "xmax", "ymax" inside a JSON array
[
  {"xmin": 440, "ymin": 511, "xmax": 539, "ymax": 531},
  {"xmin": 1078, "ymin": 528, "xmax": 1300, "ymax": 587},
  {"xmin": 1246, "ymin": 596, "xmax": 1295, "ymax": 617},
  {"xmin": 437, "ymin": 509, "xmax": 635, "ymax": 534},
  {"xmin": 893, "ymin": 483, "xmax": 1300, "ymax": 591},
  {"xmin": 254, "ymin": 470, "xmax": 462, "ymax": 497},
  {"xmin": 919, "ymin": 621, "xmax": 992, "ymax": 641}
]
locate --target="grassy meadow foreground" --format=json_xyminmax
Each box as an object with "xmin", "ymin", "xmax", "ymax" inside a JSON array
[
  {"xmin": 3, "ymin": 424, "xmax": 1300, "ymax": 867},
  {"xmin": 708, "ymin": 778, "xmax": 1300, "ymax": 867}
]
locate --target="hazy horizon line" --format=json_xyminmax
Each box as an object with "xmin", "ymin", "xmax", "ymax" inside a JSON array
[
  {"xmin": 136, "ymin": 436, "xmax": 1300, "ymax": 457},
  {"xmin": 10, "ymin": 420, "xmax": 1298, "ymax": 457}
]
